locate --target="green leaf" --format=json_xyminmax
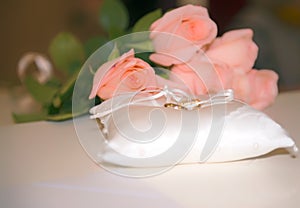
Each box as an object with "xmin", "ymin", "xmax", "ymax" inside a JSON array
[
  {"xmin": 48, "ymin": 72, "xmax": 78, "ymax": 115},
  {"xmin": 99, "ymin": 0, "xmax": 129, "ymax": 33},
  {"xmin": 45, "ymin": 77, "xmax": 62, "ymax": 88},
  {"xmin": 24, "ymin": 76, "xmax": 58, "ymax": 103},
  {"xmin": 107, "ymin": 27, "xmax": 126, "ymax": 40},
  {"xmin": 49, "ymin": 32, "xmax": 85, "ymax": 75},
  {"xmin": 84, "ymin": 36, "xmax": 108, "ymax": 57},
  {"xmin": 46, "ymin": 112, "xmax": 74, "ymax": 121},
  {"xmin": 108, "ymin": 43, "xmax": 120, "ymax": 61},
  {"xmin": 46, "ymin": 109, "xmax": 88, "ymax": 121},
  {"xmin": 125, "ymin": 39, "xmax": 153, "ymax": 51},
  {"xmin": 12, "ymin": 112, "xmax": 47, "ymax": 123},
  {"xmin": 155, "ymin": 69, "xmax": 170, "ymax": 79},
  {"xmin": 132, "ymin": 9, "xmax": 162, "ymax": 32}
]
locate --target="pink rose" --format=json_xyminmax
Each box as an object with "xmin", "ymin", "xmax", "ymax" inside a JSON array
[
  {"xmin": 206, "ymin": 29, "xmax": 258, "ymax": 72},
  {"xmin": 151, "ymin": 4, "xmax": 217, "ymax": 46},
  {"xmin": 149, "ymin": 4, "xmax": 217, "ymax": 66},
  {"xmin": 171, "ymin": 61, "xmax": 208, "ymax": 95},
  {"xmin": 232, "ymin": 69, "xmax": 278, "ymax": 109},
  {"xmin": 89, "ymin": 49, "xmax": 157, "ymax": 100},
  {"xmin": 170, "ymin": 55, "xmax": 232, "ymax": 95},
  {"xmin": 149, "ymin": 36, "xmax": 200, "ymax": 66}
]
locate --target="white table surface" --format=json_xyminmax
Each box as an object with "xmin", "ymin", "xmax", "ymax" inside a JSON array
[{"xmin": 1, "ymin": 88, "xmax": 300, "ymax": 208}]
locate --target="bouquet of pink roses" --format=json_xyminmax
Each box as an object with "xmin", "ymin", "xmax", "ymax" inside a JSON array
[
  {"xmin": 72, "ymin": 1, "xmax": 298, "ymax": 171},
  {"xmin": 15, "ymin": 0, "xmax": 278, "ymax": 123},
  {"xmin": 89, "ymin": 4, "xmax": 278, "ymax": 110}
]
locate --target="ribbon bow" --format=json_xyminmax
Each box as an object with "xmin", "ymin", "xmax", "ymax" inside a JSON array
[{"xmin": 89, "ymin": 87, "xmax": 234, "ymax": 120}]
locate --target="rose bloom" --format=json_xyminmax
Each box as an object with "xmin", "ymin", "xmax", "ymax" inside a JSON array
[
  {"xmin": 170, "ymin": 55, "xmax": 233, "ymax": 95},
  {"xmin": 89, "ymin": 49, "xmax": 157, "ymax": 100},
  {"xmin": 206, "ymin": 29, "xmax": 258, "ymax": 73},
  {"xmin": 151, "ymin": 4, "xmax": 217, "ymax": 46},
  {"xmin": 171, "ymin": 62, "xmax": 208, "ymax": 95},
  {"xmin": 149, "ymin": 4, "xmax": 217, "ymax": 67},
  {"xmin": 232, "ymin": 69, "xmax": 279, "ymax": 110},
  {"xmin": 149, "ymin": 37, "xmax": 200, "ymax": 66}
]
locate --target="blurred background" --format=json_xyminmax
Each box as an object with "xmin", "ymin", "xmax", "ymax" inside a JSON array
[{"xmin": 1, "ymin": 0, "xmax": 300, "ymax": 90}]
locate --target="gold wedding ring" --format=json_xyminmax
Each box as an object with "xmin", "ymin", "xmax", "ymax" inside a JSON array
[
  {"xmin": 164, "ymin": 103, "xmax": 186, "ymax": 110},
  {"xmin": 164, "ymin": 99, "xmax": 202, "ymax": 110}
]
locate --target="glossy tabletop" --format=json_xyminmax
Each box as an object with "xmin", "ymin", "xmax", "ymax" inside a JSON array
[{"xmin": 1, "ymin": 89, "xmax": 300, "ymax": 208}]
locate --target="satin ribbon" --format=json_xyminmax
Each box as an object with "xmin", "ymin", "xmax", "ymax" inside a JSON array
[{"xmin": 89, "ymin": 87, "xmax": 234, "ymax": 120}]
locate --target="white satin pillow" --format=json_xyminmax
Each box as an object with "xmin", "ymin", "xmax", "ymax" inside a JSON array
[{"xmin": 95, "ymin": 101, "xmax": 297, "ymax": 166}]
